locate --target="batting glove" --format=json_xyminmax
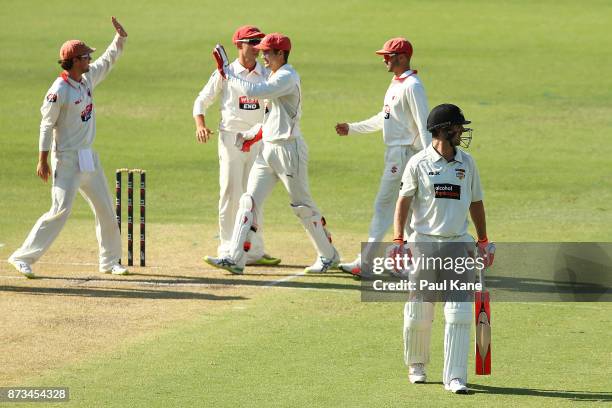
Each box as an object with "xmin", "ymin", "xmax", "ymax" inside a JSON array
[
  {"xmin": 385, "ymin": 239, "xmax": 413, "ymax": 277},
  {"xmin": 477, "ymin": 238, "xmax": 496, "ymax": 267}
]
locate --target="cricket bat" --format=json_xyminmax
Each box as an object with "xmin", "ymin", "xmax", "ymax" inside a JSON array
[{"xmin": 475, "ymin": 265, "xmax": 491, "ymax": 375}]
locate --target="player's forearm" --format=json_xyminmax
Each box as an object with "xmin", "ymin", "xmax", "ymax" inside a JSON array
[
  {"xmin": 469, "ymin": 200, "xmax": 487, "ymax": 241},
  {"xmin": 38, "ymin": 150, "xmax": 49, "ymax": 163},
  {"xmin": 194, "ymin": 114, "xmax": 206, "ymax": 129},
  {"xmin": 393, "ymin": 196, "xmax": 412, "ymax": 240},
  {"xmin": 348, "ymin": 113, "xmax": 383, "ymax": 134}
]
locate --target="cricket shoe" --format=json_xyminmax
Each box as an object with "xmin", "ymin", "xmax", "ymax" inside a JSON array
[
  {"xmin": 204, "ymin": 256, "xmax": 244, "ymax": 275},
  {"xmin": 304, "ymin": 249, "xmax": 340, "ymax": 273},
  {"xmin": 8, "ymin": 258, "xmax": 35, "ymax": 279},
  {"xmin": 408, "ymin": 363, "xmax": 427, "ymax": 384},
  {"xmin": 445, "ymin": 378, "xmax": 469, "ymax": 394},
  {"xmin": 247, "ymin": 254, "xmax": 282, "ymax": 266},
  {"xmin": 338, "ymin": 255, "xmax": 361, "ymax": 278},
  {"xmin": 100, "ymin": 263, "xmax": 129, "ymax": 275}
]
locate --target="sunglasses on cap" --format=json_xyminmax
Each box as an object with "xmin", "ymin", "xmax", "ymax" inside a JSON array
[{"xmin": 236, "ymin": 38, "xmax": 262, "ymax": 45}]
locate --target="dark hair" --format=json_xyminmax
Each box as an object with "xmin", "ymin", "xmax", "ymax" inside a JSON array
[
  {"xmin": 59, "ymin": 59, "xmax": 73, "ymax": 70},
  {"xmin": 273, "ymin": 49, "xmax": 290, "ymax": 63}
]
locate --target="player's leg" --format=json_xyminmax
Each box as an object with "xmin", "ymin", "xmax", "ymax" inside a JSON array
[
  {"xmin": 217, "ymin": 131, "xmax": 244, "ymax": 258},
  {"xmin": 271, "ymin": 139, "xmax": 338, "ymax": 271},
  {"xmin": 78, "ymin": 153, "xmax": 124, "ymax": 274},
  {"xmin": 340, "ymin": 146, "xmax": 411, "ymax": 275},
  {"xmin": 242, "ymin": 143, "xmax": 280, "ymax": 265},
  {"xmin": 443, "ymin": 301, "xmax": 472, "ymax": 393},
  {"xmin": 205, "ymin": 148, "xmax": 277, "ymax": 274},
  {"xmin": 9, "ymin": 152, "xmax": 80, "ymax": 277},
  {"xmin": 403, "ymin": 301, "xmax": 434, "ymax": 383}
]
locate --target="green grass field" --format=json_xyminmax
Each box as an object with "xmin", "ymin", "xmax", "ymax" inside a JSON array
[{"xmin": 1, "ymin": 0, "xmax": 611, "ymax": 406}]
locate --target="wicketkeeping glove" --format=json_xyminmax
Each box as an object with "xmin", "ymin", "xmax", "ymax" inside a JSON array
[
  {"xmin": 212, "ymin": 44, "xmax": 229, "ymax": 79},
  {"xmin": 477, "ymin": 238, "xmax": 496, "ymax": 267}
]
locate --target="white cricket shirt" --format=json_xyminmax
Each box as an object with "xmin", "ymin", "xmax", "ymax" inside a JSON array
[
  {"xmin": 39, "ymin": 34, "xmax": 126, "ymax": 152},
  {"xmin": 400, "ymin": 144, "xmax": 484, "ymax": 237},
  {"xmin": 226, "ymin": 64, "xmax": 302, "ymax": 142},
  {"xmin": 348, "ymin": 70, "xmax": 431, "ymax": 149},
  {"xmin": 193, "ymin": 60, "xmax": 269, "ymax": 133}
]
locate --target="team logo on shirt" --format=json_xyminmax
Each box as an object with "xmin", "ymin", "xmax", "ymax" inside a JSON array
[
  {"xmin": 384, "ymin": 105, "xmax": 391, "ymax": 119},
  {"xmin": 455, "ymin": 168, "xmax": 466, "ymax": 180},
  {"xmin": 434, "ymin": 183, "xmax": 461, "ymax": 200},
  {"xmin": 391, "ymin": 166, "xmax": 398, "ymax": 174},
  {"xmin": 81, "ymin": 103, "xmax": 93, "ymax": 122},
  {"xmin": 239, "ymin": 96, "xmax": 260, "ymax": 110},
  {"xmin": 47, "ymin": 93, "xmax": 57, "ymax": 103},
  {"xmin": 428, "ymin": 171, "xmax": 440, "ymax": 176}
]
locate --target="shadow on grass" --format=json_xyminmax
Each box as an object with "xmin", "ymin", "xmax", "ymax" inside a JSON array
[
  {"xmin": 470, "ymin": 384, "xmax": 612, "ymax": 401},
  {"xmin": 129, "ymin": 272, "xmax": 360, "ymax": 291},
  {"xmin": 0, "ymin": 285, "xmax": 247, "ymax": 301}
]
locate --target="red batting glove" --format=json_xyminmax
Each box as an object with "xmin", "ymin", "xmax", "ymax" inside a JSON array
[{"xmin": 477, "ymin": 237, "xmax": 496, "ymax": 267}]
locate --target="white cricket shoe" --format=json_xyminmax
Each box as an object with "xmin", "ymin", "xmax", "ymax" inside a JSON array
[
  {"xmin": 338, "ymin": 255, "xmax": 361, "ymax": 277},
  {"xmin": 8, "ymin": 258, "xmax": 35, "ymax": 279},
  {"xmin": 408, "ymin": 363, "xmax": 427, "ymax": 384},
  {"xmin": 305, "ymin": 249, "xmax": 340, "ymax": 273},
  {"xmin": 445, "ymin": 378, "xmax": 469, "ymax": 394},
  {"xmin": 100, "ymin": 263, "xmax": 129, "ymax": 275}
]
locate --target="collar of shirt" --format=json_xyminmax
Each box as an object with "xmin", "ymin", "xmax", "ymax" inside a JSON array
[
  {"xmin": 60, "ymin": 71, "xmax": 83, "ymax": 89},
  {"xmin": 231, "ymin": 59, "xmax": 263, "ymax": 76},
  {"xmin": 393, "ymin": 69, "xmax": 417, "ymax": 82},
  {"xmin": 426, "ymin": 144, "xmax": 464, "ymax": 163}
]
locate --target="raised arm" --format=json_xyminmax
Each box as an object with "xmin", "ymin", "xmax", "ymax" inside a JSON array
[
  {"xmin": 87, "ymin": 17, "xmax": 128, "ymax": 88},
  {"xmin": 227, "ymin": 69, "xmax": 296, "ymax": 99}
]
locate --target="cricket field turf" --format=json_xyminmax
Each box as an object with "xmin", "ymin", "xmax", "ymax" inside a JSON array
[{"xmin": 0, "ymin": 0, "xmax": 611, "ymax": 406}]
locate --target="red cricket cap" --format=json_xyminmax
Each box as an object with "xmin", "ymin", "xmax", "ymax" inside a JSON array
[
  {"xmin": 375, "ymin": 37, "xmax": 413, "ymax": 57},
  {"xmin": 232, "ymin": 25, "xmax": 266, "ymax": 44},
  {"xmin": 59, "ymin": 40, "xmax": 96, "ymax": 60},
  {"xmin": 254, "ymin": 33, "xmax": 291, "ymax": 51}
]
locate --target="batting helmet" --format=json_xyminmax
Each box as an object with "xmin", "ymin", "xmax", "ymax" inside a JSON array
[{"xmin": 426, "ymin": 104, "xmax": 471, "ymax": 132}]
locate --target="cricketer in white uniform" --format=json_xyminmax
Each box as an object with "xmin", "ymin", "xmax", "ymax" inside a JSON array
[
  {"xmin": 205, "ymin": 33, "xmax": 340, "ymax": 275},
  {"xmin": 336, "ymin": 38, "xmax": 431, "ymax": 277},
  {"xmin": 193, "ymin": 25, "xmax": 280, "ymax": 266},
  {"xmin": 8, "ymin": 18, "xmax": 129, "ymax": 278},
  {"xmin": 392, "ymin": 104, "xmax": 495, "ymax": 394}
]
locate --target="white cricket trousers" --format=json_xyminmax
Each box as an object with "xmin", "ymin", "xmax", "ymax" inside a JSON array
[
  {"xmin": 9, "ymin": 150, "xmax": 121, "ymax": 270},
  {"xmin": 403, "ymin": 232, "xmax": 475, "ymax": 385},
  {"xmin": 217, "ymin": 130, "xmax": 265, "ymax": 262},
  {"xmin": 234, "ymin": 137, "xmax": 335, "ymax": 263}
]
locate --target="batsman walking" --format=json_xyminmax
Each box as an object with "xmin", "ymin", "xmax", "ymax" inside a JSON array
[
  {"xmin": 336, "ymin": 38, "xmax": 431, "ymax": 277},
  {"xmin": 205, "ymin": 33, "xmax": 340, "ymax": 274},
  {"xmin": 392, "ymin": 104, "xmax": 495, "ymax": 394},
  {"xmin": 8, "ymin": 17, "xmax": 129, "ymax": 278}
]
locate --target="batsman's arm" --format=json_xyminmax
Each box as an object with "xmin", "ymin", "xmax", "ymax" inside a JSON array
[
  {"xmin": 88, "ymin": 17, "xmax": 127, "ymax": 88},
  {"xmin": 394, "ymin": 159, "xmax": 419, "ymax": 240},
  {"xmin": 227, "ymin": 69, "xmax": 295, "ymax": 99},
  {"xmin": 347, "ymin": 112, "xmax": 384, "ymax": 135},
  {"xmin": 406, "ymin": 83, "xmax": 432, "ymax": 150},
  {"xmin": 469, "ymin": 159, "xmax": 486, "ymax": 241},
  {"xmin": 469, "ymin": 201, "xmax": 487, "ymax": 242},
  {"xmin": 393, "ymin": 195, "xmax": 413, "ymax": 241}
]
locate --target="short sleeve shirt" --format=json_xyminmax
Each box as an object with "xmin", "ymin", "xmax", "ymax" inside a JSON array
[{"xmin": 400, "ymin": 144, "xmax": 483, "ymax": 237}]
